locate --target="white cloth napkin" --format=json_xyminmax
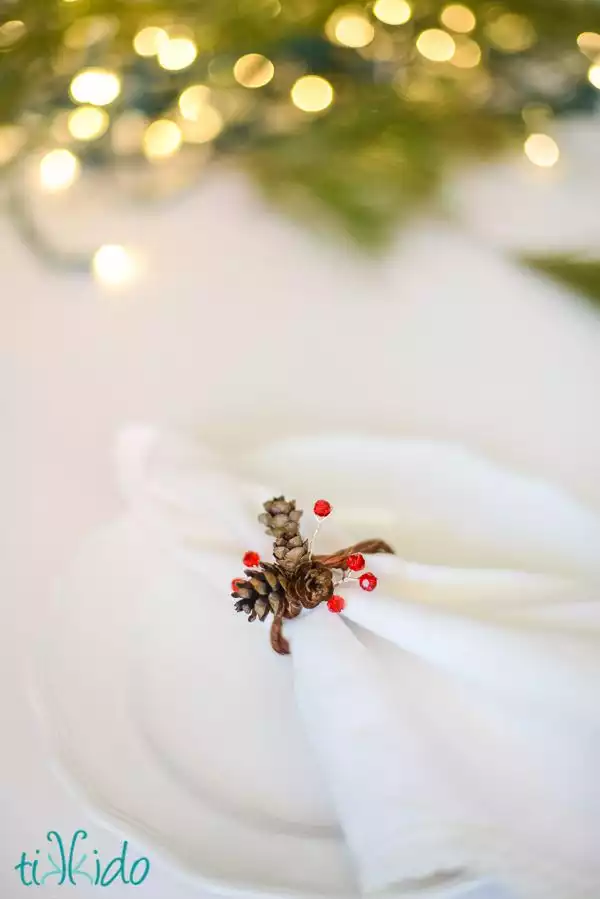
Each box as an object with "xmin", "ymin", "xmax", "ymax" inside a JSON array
[
  {"xmin": 288, "ymin": 609, "xmax": 488, "ymax": 897},
  {"xmin": 113, "ymin": 425, "xmax": 600, "ymax": 899}
]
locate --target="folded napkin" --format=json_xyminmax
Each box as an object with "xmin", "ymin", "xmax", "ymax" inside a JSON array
[{"xmin": 287, "ymin": 609, "xmax": 489, "ymax": 897}]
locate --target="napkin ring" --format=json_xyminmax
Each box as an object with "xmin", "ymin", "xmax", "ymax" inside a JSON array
[{"xmin": 231, "ymin": 497, "xmax": 394, "ymax": 655}]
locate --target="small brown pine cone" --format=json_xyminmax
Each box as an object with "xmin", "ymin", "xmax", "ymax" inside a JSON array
[
  {"xmin": 258, "ymin": 497, "xmax": 309, "ymax": 572},
  {"xmin": 287, "ymin": 560, "xmax": 334, "ymax": 610},
  {"xmin": 232, "ymin": 563, "xmax": 288, "ymax": 623}
]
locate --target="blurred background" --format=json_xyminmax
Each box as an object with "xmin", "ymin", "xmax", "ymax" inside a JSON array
[{"xmin": 2, "ymin": 1, "xmax": 600, "ymax": 897}]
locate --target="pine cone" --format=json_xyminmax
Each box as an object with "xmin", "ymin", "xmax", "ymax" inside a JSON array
[
  {"xmin": 287, "ymin": 560, "xmax": 334, "ymax": 609},
  {"xmin": 232, "ymin": 563, "xmax": 288, "ymax": 622},
  {"xmin": 258, "ymin": 497, "xmax": 309, "ymax": 572}
]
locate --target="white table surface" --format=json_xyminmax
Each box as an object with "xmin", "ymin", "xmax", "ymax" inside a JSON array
[{"xmin": 1, "ymin": 118, "xmax": 599, "ymax": 898}]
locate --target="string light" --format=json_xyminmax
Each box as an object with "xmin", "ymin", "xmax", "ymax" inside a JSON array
[
  {"xmin": 0, "ymin": 125, "xmax": 25, "ymax": 166},
  {"xmin": 485, "ymin": 14, "xmax": 536, "ymax": 52},
  {"xmin": 233, "ymin": 54, "xmax": 275, "ymax": 88},
  {"xmin": 70, "ymin": 69, "xmax": 121, "ymax": 106},
  {"xmin": 92, "ymin": 245, "xmax": 136, "ymax": 287},
  {"xmin": 0, "ymin": 20, "xmax": 26, "ymax": 47},
  {"xmin": 111, "ymin": 112, "xmax": 147, "ymax": 155},
  {"xmin": 290, "ymin": 75, "xmax": 334, "ymax": 112},
  {"xmin": 39, "ymin": 149, "xmax": 80, "ymax": 191},
  {"xmin": 451, "ymin": 37, "xmax": 481, "ymax": 68},
  {"xmin": 133, "ymin": 26, "xmax": 168, "ymax": 57},
  {"xmin": 180, "ymin": 106, "xmax": 224, "ymax": 143},
  {"xmin": 577, "ymin": 32, "xmax": 600, "ymax": 58},
  {"xmin": 64, "ymin": 16, "xmax": 117, "ymax": 50},
  {"xmin": 440, "ymin": 5, "xmax": 476, "ymax": 34},
  {"xmin": 157, "ymin": 36, "xmax": 198, "ymax": 71},
  {"xmin": 524, "ymin": 133, "xmax": 559, "ymax": 167},
  {"xmin": 588, "ymin": 64, "xmax": 600, "ymax": 89},
  {"xmin": 372, "ymin": 0, "xmax": 411, "ymax": 26},
  {"xmin": 143, "ymin": 119, "xmax": 183, "ymax": 159},
  {"xmin": 326, "ymin": 10, "xmax": 375, "ymax": 48},
  {"xmin": 178, "ymin": 85, "xmax": 212, "ymax": 120},
  {"xmin": 67, "ymin": 106, "xmax": 109, "ymax": 141},
  {"xmin": 416, "ymin": 29, "xmax": 456, "ymax": 62}
]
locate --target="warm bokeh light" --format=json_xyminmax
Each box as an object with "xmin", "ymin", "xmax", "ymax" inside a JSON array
[
  {"xmin": 588, "ymin": 63, "xmax": 600, "ymax": 89},
  {"xmin": 486, "ymin": 14, "xmax": 535, "ymax": 52},
  {"xmin": 0, "ymin": 19, "xmax": 26, "ymax": 47},
  {"xmin": 180, "ymin": 106, "xmax": 224, "ymax": 143},
  {"xmin": 328, "ymin": 11, "xmax": 375, "ymax": 48},
  {"xmin": 416, "ymin": 29, "xmax": 456, "ymax": 62},
  {"xmin": 92, "ymin": 245, "xmax": 136, "ymax": 287},
  {"xmin": 233, "ymin": 54, "xmax": 275, "ymax": 88},
  {"xmin": 39, "ymin": 149, "xmax": 80, "ymax": 191},
  {"xmin": 577, "ymin": 32, "xmax": 600, "ymax": 59},
  {"xmin": 524, "ymin": 133, "xmax": 559, "ymax": 168},
  {"xmin": 70, "ymin": 69, "xmax": 121, "ymax": 106},
  {"xmin": 291, "ymin": 75, "xmax": 334, "ymax": 112},
  {"xmin": 157, "ymin": 36, "xmax": 198, "ymax": 71},
  {"xmin": 451, "ymin": 37, "xmax": 481, "ymax": 68},
  {"xmin": 143, "ymin": 119, "xmax": 182, "ymax": 160},
  {"xmin": 133, "ymin": 26, "xmax": 168, "ymax": 57},
  {"xmin": 64, "ymin": 16, "xmax": 117, "ymax": 50},
  {"xmin": 372, "ymin": 0, "xmax": 411, "ymax": 26},
  {"xmin": 67, "ymin": 106, "xmax": 109, "ymax": 141},
  {"xmin": 0, "ymin": 125, "xmax": 25, "ymax": 165},
  {"xmin": 179, "ymin": 85, "xmax": 212, "ymax": 120},
  {"xmin": 440, "ymin": 4, "xmax": 475, "ymax": 33},
  {"xmin": 111, "ymin": 112, "xmax": 147, "ymax": 155}
]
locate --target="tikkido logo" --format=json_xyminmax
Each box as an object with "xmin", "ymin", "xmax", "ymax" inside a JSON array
[{"xmin": 15, "ymin": 830, "xmax": 150, "ymax": 887}]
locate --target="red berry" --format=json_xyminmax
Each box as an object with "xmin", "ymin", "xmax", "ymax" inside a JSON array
[
  {"xmin": 327, "ymin": 595, "xmax": 346, "ymax": 613},
  {"xmin": 231, "ymin": 578, "xmax": 244, "ymax": 593},
  {"xmin": 243, "ymin": 551, "xmax": 260, "ymax": 568},
  {"xmin": 313, "ymin": 499, "xmax": 332, "ymax": 518},
  {"xmin": 359, "ymin": 572, "xmax": 377, "ymax": 592},
  {"xmin": 346, "ymin": 553, "xmax": 365, "ymax": 572}
]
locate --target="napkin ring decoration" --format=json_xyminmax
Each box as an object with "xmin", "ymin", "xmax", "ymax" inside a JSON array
[{"xmin": 231, "ymin": 497, "xmax": 394, "ymax": 655}]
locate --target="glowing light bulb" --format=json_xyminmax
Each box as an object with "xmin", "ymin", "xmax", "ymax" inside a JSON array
[
  {"xmin": 291, "ymin": 75, "xmax": 334, "ymax": 112},
  {"xmin": 416, "ymin": 29, "xmax": 456, "ymax": 61},
  {"xmin": 68, "ymin": 106, "xmax": 109, "ymax": 141},
  {"xmin": 157, "ymin": 36, "xmax": 197, "ymax": 71},
  {"xmin": 440, "ymin": 5, "xmax": 475, "ymax": 33},
  {"xmin": 178, "ymin": 85, "xmax": 212, "ymax": 120},
  {"xmin": 485, "ymin": 14, "xmax": 535, "ymax": 52},
  {"xmin": 39, "ymin": 149, "xmax": 80, "ymax": 191},
  {"xmin": 577, "ymin": 32, "xmax": 600, "ymax": 58},
  {"xmin": 180, "ymin": 106, "xmax": 224, "ymax": 143},
  {"xmin": 133, "ymin": 26, "xmax": 168, "ymax": 57},
  {"xmin": 142, "ymin": 119, "xmax": 182, "ymax": 160},
  {"xmin": 524, "ymin": 133, "xmax": 559, "ymax": 168},
  {"xmin": 588, "ymin": 63, "xmax": 600, "ymax": 89},
  {"xmin": 451, "ymin": 37, "xmax": 481, "ymax": 67},
  {"xmin": 0, "ymin": 20, "xmax": 26, "ymax": 47},
  {"xmin": 92, "ymin": 245, "xmax": 136, "ymax": 287},
  {"xmin": 70, "ymin": 69, "xmax": 121, "ymax": 105},
  {"xmin": 372, "ymin": 0, "xmax": 412, "ymax": 26},
  {"xmin": 111, "ymin": 112, "xmax": 147, "ymax": 155},
  {"xmin": 0, "ymin": 125, "xmax": 25, "ymax": 165},
  {"xmin": 233, "ymin": 54, "xmax": 275, "ymax": 88},
  {"xmin": 330, "ymin": 12, "xmax": 375, "ymax": 48}
]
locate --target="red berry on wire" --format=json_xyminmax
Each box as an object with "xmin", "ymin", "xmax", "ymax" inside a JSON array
[
  {"xmin": 243, "ymin": 551, "xmax": 260, "ymax": 568},
  {"xmin": 346, "ymin": 553, "xmax": 365, "ymax": 572},
  {"xmin": 359, "ymin": 572, "xmax": 378, "ymax": 592},
  {"xmin": 327, "ymin": 595, "xmax": 346, "ymax": 613},
  {"xmin": 313, "ymin": 499, "xmax": 332, "ymax": 518}
]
